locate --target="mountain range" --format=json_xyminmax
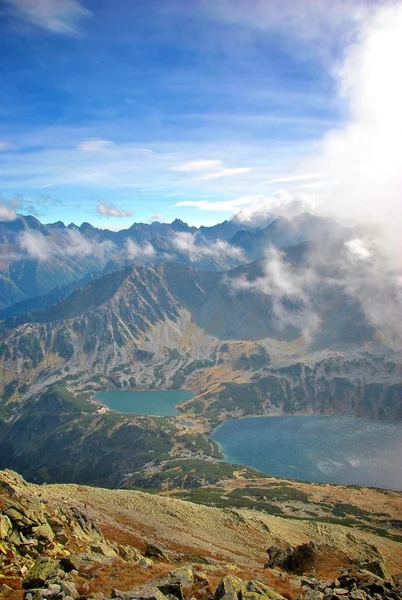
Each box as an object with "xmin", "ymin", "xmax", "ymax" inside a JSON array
[
  {"xmin": 0, "ymin": 213, "xmax": 350, "ymax": 310},
  {"xmin": 0, "ymin": 211, "xmax": 400, "ymax": 489}
]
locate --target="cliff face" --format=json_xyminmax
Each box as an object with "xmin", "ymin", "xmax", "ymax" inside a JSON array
[{"xmin": 1, "ymin": 469, "xmax": 402, "ymax": 600}]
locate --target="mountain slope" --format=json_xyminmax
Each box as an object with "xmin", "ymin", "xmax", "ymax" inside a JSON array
[{"xmin": 0, "ymin": 249, "xmax": 400, "ymax": 427}]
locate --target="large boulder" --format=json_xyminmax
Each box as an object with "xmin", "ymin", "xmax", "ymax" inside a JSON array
[
  {"xmin": 22, "ymin": 557, "xmax": 59, "ymax": 589},
  {"xmin": 168, "ymin": 565, "xmax": 194, "ymax": 588},
  {"xmin": 265, "ymin": 542, "xmax": 315, "ymax": 574},
  {"xmin": 215, "ymin": 576, "xmax": 286, "ymax": 600},
  {"xmin": 151, "ymin": 566, "xmax": 194, "ymax": 600},
  {"xmin": 145, "ymin": 542, "xmax": 168, "ymax": 560},
  {"xmin": 245, "ymin": 580, "xmax": 286, "ymax": 600},
  {"xmin": 215, "ymin": 575, "xmax": 246, "ymax": 600}
]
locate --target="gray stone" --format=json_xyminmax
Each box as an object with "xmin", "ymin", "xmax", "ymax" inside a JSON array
[
  {"xmin": 39, "ymin": 583, "xmax": 61, "ymax": 598},
  {"xmin": 61, "ymin": 581, "xmax": 79, "ymax": 599},
  {"xmin": 145, "ymin": 542, "xmax": 168, "ymax": 560},
  {"xmin": 112, "ymin": 583, "xmax": 166, "ymax": 600},
  {"xmin": 304, "ymin": 590, "xmax": 323, "ymax": 600}
]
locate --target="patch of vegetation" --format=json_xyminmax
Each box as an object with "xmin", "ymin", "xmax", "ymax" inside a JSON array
[
  {"xmin": 171, "ymin": 359, "xmax": 215, "ymax": 390},
  {"xmin": 52, "ymin": 328, "xmax": 74, "ymax": 360},
  {"xmin": 17, "ymin": 333, "xmax": 44, "ymax": 367},
  {"xmin": 331, "ymin": 502, "xmax": 373, "ymax": 519},
  {"xmin": 229, "ymin": 486, "xmax": 309, "ymax": 503},
  {"xmin": 174, "ymin": 488, "xmax": 283, "ymax": 515},
  {"xmin": 3, "ymin": 379, "xmax": 18, "ymax": 401},
  {"xmin": 129, "ymin": 459, "xmax": 266, "ymax": 489}
]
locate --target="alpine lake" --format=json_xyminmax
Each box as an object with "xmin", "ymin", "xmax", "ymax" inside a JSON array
[
  {"xmin": 94, "ymin": 389, "xmax": 194, "ymax": 416},
  {"xmin": 95, "ymin": 390, "xmax": 402, "ymax": 490}
]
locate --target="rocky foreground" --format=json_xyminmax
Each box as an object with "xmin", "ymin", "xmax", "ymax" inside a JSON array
[{"xmin": 1, "ymin": 470, "xmax": 402, "ymax": 600}]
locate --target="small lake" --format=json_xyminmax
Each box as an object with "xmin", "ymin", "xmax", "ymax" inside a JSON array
[
  {"xmin": 212, "ymin": 415, "xmax": 402, "ymax": 490},
  {"xmin": 95, "ymin": 389, "xmax": 194, "ymax": 416}
]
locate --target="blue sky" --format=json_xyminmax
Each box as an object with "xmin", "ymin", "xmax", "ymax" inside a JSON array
[{"xmin": 0, "ymin": 0, "xmax": 388, "ymax": 227}]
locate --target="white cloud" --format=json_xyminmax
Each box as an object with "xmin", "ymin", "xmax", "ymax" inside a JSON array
[
  {"xmin": 229, "ymin": 238, "xmax": 402, "ymax": 345},
  {"xmin": 345, "ymin": 238, "xmax": 371, "ymax": 260},
  {"xmin": 229, "ymin": 247, "xmax": 320, "ymax": 339},
  {"xmin": 97, "ymin": 202, "xmax": 133, "ymax": 218},
  {"xmin": 0, "ymin": 205, "xmax": 17, "ymax": 221},
  {"xmin": 4, "ymin": 0, "xmax": 90, "ymax": 35},
  {"xmin": 302, "ymin": 3, "xmax": 402, "ymax": 266},
  {"xmin": 19, "ymin": 229, "xmax": 115, "ymax": 262},
  {"xmin": 171, "ymin": 159, "xmax": 223, "ymax": 172},
  {"xmin": 19, "ymin": 231, "xmax": 51, "ymax": 261},
  {"xmin": 198, "ymin": 0, "xmax": 380, "ymax": 61},
  {"xmin": 199, "ymin": 167, "xmax": 251, "ymax": 180},
  {"xmin": 174, "ymin": 191, "xmax": 315, "ymax": 225},
  {"xmin": 234, "ymin": 191, "xmax": 315, "ymax": 225},
  {"xmin": 150, "ymin": 213, "xmax": 164, "ymax": 222},
  {"xmin": 78, "ymin": 138, "xmax": 114, "ymax": 152},
  {"xmin": 0, "ymin": 141, "xmax": 13, "ymax": 151},
  {"xmin": 172, "ymin": 232, "xmax": 244, "ymax": 262},
  {"xmin": 125, "ymin": 239, "xmax": 156, "ymax": 260}
]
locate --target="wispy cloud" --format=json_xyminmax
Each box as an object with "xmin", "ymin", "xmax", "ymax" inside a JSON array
[
  {"xmin": 172, "ymin": 159, "xmax": 251, "ymax": 181},
  {"xmin": 125, "ymin": 239, "xmax": 156, "ymax": 260},
  {"xmin": 199, "ymin": 167, "xmax": 251, "ymax": 180},
  {"xmin": 18, "ymin": 229, "xmax": 115, "ymax": 262},
  {"xmin": 229, "ymin": 246, "xmax": 320, "ymax": 340},
  {"xmin": 173, "ymin": 198, "xmax": 250, "ymax": 212},
  {"xmin": 261, "ymin": 172, "xmax": 328, "ymax": 185},
  {"xmin": 172, "ymin": 232, "xmax": 244, "ymax": 262},
  {"xmin": 19, "ymin": 230, "xmax": 50, "ymax": 260},
  {"xmin": 97, "ymin": 202, "xmax": 133, "ymax": 218},
  {"xmin": 0, "ymin": 192, "xmax": 64, "ymax": 219},
  {"xmin": 0, "ymin": 141, "xmax": 13, "ymax": 152},
  {"xmin": 78, "ymin": 138, "xmax": 114, "ymax": 152},
  {"xmin": 4, "ymin": 0, "xmax": 90, "ymax": 35},
  {"xmin": 198, "ymin": 0, "xmax": 382, "ymax": 62},
  {"xmin": 171, "ymin": 159, "xmax": 223, "ymax": 172},
  {"xmin": 150, "ymin": 213, "xmax": 164, "ymax": 222},
  {"xmin": 228, "ymin": 237, "xmax": 402, "ymax": 347},
  {"xmin": 0, "ymin": 205, "xmax": 17, "ymax": 221}
]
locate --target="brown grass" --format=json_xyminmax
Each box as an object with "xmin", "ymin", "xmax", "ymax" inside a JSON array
[{"xmin": 73, "ymin": 559, "xmax": 174, "ymax": 596}]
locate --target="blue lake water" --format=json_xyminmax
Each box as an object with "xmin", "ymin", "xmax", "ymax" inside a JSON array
[
  {"xmin": 211, "ymin": 415, "xmax": 402, "ymax": 490},
  {"xmin": 95, "ymin": 390, "xmax": 194, "ymax": 416}
]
